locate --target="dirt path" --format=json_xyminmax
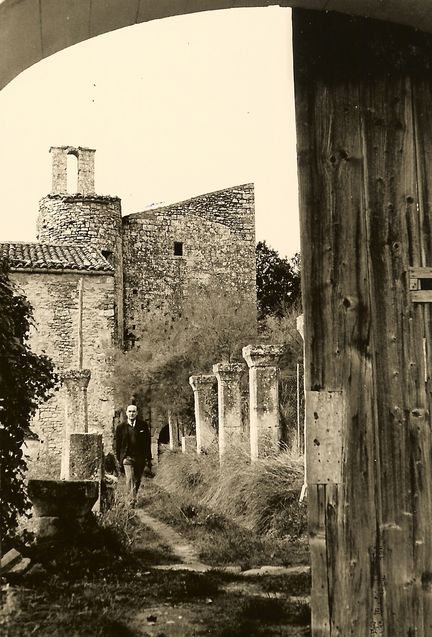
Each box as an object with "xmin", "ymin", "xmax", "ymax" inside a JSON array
[
  {"xmin": 127, "ymin": 507, "xmax": 311, "ymax": 636},
  {"xmin": 135, "ymin": 507, "xmax": 311, "ymax": 578},
  {"xmin": 135, "ymin": 510, "xmax": 209, "ymax": 571},
  {"xmin": 1, "ymin": 506, "xmax": 311, "ymax": 636}
]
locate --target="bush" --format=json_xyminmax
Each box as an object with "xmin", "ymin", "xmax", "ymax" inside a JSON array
[{"xmin": 0, "ymin": 263, "xmax": 58, "ymax": 547}]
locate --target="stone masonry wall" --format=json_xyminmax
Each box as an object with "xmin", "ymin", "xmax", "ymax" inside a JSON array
[
  {"xmin": 122, "ymin": 183, "xmax": 256, "ymax": 346},
  {"xmin": 37, "ymin": 194, "xmax": 123, "ymax": 344},
  {"xmin": 11, "ymin": 271, "xmax": 116, "ymax": 477}
]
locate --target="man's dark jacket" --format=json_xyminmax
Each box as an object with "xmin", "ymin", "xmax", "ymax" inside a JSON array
[{"xmin": 115, "ymin": 417, "xmax": 152, "ymax": 468}]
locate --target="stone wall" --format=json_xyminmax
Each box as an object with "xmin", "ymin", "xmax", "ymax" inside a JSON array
[
  {"xmin": 37, "ymin": 194, "xmax": 124, "ymax": 344},
  {"xmin": 122, "ymin": 183, "xmax": 256, "ymax": 347},
  {"xmin": 11, "ymin": 271, "xmax": 116, "ymax": 476}
]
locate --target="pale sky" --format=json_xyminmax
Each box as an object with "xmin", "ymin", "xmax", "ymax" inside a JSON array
[{"xmin": 0, "ymin": 7, "xmax": 300, "ymax": 258}]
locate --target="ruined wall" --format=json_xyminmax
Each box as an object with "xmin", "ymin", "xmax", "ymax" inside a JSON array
[
  {"xmin": 122, "ymin": 183, "xmax": 256, "ymax": 347},
  {"xmin": 11, "ymin": 270, "xmax": 116, "ymax": 476},
  {"xmin": 37, "ymin": 194, "xmax": 124, "ymax": 344}
]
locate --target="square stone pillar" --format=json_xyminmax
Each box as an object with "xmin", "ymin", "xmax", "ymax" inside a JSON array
[
  {"xmin": 212, "ymin": 362, "xmax": 244, "ymax": 460},
  {"xmin": 242, "ymin": 345, "xmax": 283, "ymax": 461},
  {"xmin": 189, "ymin": 374, "xmax": 217, "ymax": 453}
]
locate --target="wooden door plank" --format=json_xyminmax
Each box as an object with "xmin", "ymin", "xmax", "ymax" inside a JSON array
[
  {"xmin": 293, "ymin": 10, "xmax": 378, "ymax": 634},
  {"xmin": 293, "ymin": 9, "xmax": 432, "ymax": 635}
]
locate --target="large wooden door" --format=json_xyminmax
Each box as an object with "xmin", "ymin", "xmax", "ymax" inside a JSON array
[{"xmin": 293, "ymin": 9, "xmax": 432, "ymax": 635}]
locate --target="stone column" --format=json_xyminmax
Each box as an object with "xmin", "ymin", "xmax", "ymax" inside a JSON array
[
  {"xmin": 189, "ymin": 374, "xmax": 217, "ymax": 453},
  {"xmin": 151, "ymin": 440, "xmax": 158, "ymax": 466},
  {"xmin": 168, "ymin": 413, "xmax": 179, "ymax": 450},
  {"xmin": 212, "ymin": 362, "xmax": 244, "ymax": 460},
  {"xmin": 62, "ymin": 368, "xmax": 91, "ymax": 435},
  {"xmin": 242, "ymin": 344, "xmax": 283, "ymax": 461},
  {"xmin": 61, "ymin": 369, "xmax": 102, "ymax": 484}
]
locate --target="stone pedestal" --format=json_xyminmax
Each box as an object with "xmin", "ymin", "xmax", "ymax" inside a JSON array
[
  {"xmin": 243, "ymin": 344, "xmax": 283, "ymax": 461},
  {"xmin": 62, "ymin": 433, "xmax": 103, "ymax": 480},
  {"xmin": 28, "ymin": 479, "xmax": 99, "ymax": 541},
  {"xmin": 189, "ymin": 374, "xmax": 217, "ymax": 453},
  {"xmin": 181, "ymin": 435, "xmax": 197, "ymax": 453},
  {"xmin": 62, "ymin": 433, "xmax": 103, "ymax": 511},
  {"xmin": 212, "ymin": 362, "xmax": 244, "ymax": 460}
]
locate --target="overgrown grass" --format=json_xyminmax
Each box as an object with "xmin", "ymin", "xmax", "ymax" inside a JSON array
[
  {"xmin": 154, "ymin": 444, "xmax": 307, "ymax": 540},
  {"xmin": 136, "ymin": 444, "xmax": 308, "ymax": 568}
]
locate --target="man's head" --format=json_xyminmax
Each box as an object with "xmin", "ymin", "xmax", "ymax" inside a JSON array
[{"xmin": 126, "ymin": 405, "xmax": 137, "ymax": 423}]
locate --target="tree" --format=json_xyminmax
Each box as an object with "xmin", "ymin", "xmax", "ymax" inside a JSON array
[
  {"xmin": 256, "ymin": 241, "xmax": 301, "ymax": 319},
  {"xmin": 0, "ymin": 262, "xmax": 58, "ymax": 546},
  {"xmin": 108, "ymin": 280, "xmax": 257, "ymax": 430},
  {"xmin": 255, "ymin": 243, "xmax": 304, "ymax": 446}
]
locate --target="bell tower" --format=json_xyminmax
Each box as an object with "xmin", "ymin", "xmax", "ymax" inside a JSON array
[
  {"xmin": 50, "ymin": 145, "xmax": 96, "ymax": 196},
  {"xmin": 37, "ymin": 146, "xmax": 124, "ymax": 345}
]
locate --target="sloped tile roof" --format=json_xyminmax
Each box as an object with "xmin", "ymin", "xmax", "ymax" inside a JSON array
[{"xmin": 0, "ymin": 242, "xmax": 113, "ymax": 273}]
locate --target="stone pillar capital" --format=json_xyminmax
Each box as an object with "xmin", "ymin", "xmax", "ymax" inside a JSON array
[
  {"xmin": 242, "ymin": 344, "xmax": 284, "ymax": 368},
  {"xmin": 61, "ymin": 368, "xmax": 91, "ymax": 390},
  {"xmin": 189, "ymin": 374, "xmax": 217, "ymax": 392},
  {"xmin": 212, "ymin": 362, "xmax": 244, "ymax": 379}
]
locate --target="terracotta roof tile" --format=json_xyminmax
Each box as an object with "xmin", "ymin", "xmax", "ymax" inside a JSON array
[{"xmin": 0, "ymin": 242, "xmax": 114, "ymax": 273}]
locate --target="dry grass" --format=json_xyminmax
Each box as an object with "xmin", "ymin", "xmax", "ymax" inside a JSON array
[{"xmin": 155, "ymin": 444, "xmax": 307, "ymax": 541}]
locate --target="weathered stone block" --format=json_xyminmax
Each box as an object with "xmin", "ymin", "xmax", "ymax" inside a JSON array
[
  {"xmin": 28, "ymin": 479, "xmax": 98, "ymax": 519},
  {"xmin": 64, "ymin": 433, "xmax": 103, "ymax": 481}
]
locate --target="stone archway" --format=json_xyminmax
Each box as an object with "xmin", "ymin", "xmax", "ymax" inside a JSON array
[
  {"xmin": 157, "ymin": 424, "xmax": 170, "ymax": 461},
  {"xmin": 2, "ymin": 0, "xmax": 432, "ymax": 92}
]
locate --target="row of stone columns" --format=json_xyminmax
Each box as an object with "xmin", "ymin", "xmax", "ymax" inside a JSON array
[{"xmin": 188, "ymin": 344, "xmax": 283, "ymax": 461}]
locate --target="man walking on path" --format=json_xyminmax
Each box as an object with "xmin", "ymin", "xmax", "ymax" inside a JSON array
[{"xmin": 115, "ymin": 404, "xmax": 152, "ymax": 505}]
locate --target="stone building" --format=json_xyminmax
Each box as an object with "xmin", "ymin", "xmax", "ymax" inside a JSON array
[{"xmin": 0, "ymin": 146, "xmax": 256, "ymax": 473}]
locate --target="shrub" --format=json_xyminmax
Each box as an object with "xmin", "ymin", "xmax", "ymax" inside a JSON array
[{"xmin": 0, "ymin": 263, "xmax": 58, "ymax": 547}]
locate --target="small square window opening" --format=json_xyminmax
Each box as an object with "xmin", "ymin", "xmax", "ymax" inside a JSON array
[{"xmin": 174, "ymin": 241, "xmax": 183, "ymax": 257}]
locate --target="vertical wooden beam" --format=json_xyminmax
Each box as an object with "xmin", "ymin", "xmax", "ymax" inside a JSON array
[{"xmin": 293, "ymin": 9, "xmax": 432, "ymax": 635}]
